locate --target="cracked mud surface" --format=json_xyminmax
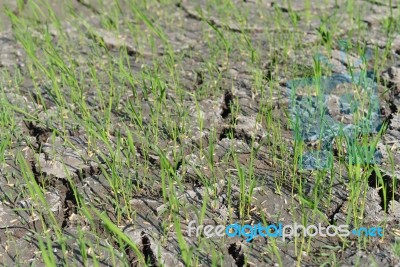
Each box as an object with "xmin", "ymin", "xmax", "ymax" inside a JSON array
[{"xmin": 1, "ymin": 0, "xmax": 400, "ymax": 266}]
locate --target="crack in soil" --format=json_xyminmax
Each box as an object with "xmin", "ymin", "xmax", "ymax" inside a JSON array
[
  {"xmin": 176, "ymin": 2, "xmax": 263, "ymax": 33},
  {"xmin": 221, "ymin": 90, "xmax": 234, "ymax": 119},
  {"xmin": 75, "ymin": 0, "xmax": 101, "ymax": 15},
  {"xmin": 142, "ymin": 233, "xmax": 157, "ymax": 267},
  {"xmin": 24, "ymin": 121, "xmax": 51, "ymax": 148},
  {"xmin": 31, "ymin": 159, "xmax": 78, "ymax": 228},
  {"xmin": 123, "ymin": 232, "xmax": 158, "ymax": 267},
  {"xmin": 59, "ymin": 179, "xmax": 78, "ymax": 228},
  {"xmin": 368, "ymin": 170, "xmax": 398, "ymax": 212},
  {"xmin": 228, "ymin": 242, "xmax": 247, "ymax": 267},
  {"xmin": 328, "ymin": 200, "xmax": 346, "ymax": 224}
]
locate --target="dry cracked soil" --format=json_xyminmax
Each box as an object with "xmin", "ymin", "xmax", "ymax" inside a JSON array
[{"xmin": 1, "ymin": 0, "xmax": 400, "ymax": 266}]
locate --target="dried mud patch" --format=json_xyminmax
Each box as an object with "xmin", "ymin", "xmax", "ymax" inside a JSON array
[{"xmin": 1, "ymin": 0, "xmax": 400, "ymax": 266}]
